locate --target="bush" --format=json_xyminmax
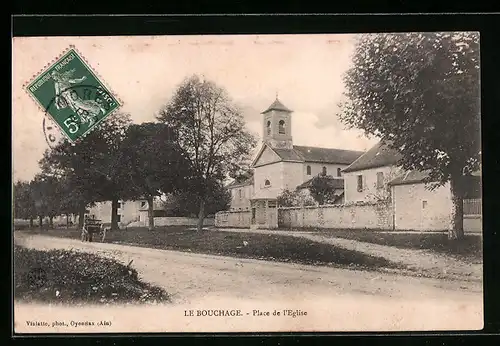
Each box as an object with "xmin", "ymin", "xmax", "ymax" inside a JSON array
[{"xmin": 14, "ymin": 245, "xmax": 170, "ymax": 305}]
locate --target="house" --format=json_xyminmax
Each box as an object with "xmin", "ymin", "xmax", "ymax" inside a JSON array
[
  {"xmin": 87, "ymin": 200, "xmax": 144, "ymax": 226},
  {"xmin": 227, "ymin": 177, "xmax": 254, "ymax": 211},
  {"xmin": 137, "ymin": 198, "xmax": 169, "ymax": 224},
  {"xmin": 342, "ymin": 141, "xmax": 403, "ymax": 203},
  {"xmin": 343, "ymin": 140, "xmax": 482, "ymax": 231},
  {"xmin": 388, "ymin": 170, "xmax": 481, "ymax": 231},
  {"xmin": 243, "ymin": 97, "xmax": 364, "ymax": 229},
  {"xmin": 87, "ymin": 196, "xmax": 166, "ymax": 227}
]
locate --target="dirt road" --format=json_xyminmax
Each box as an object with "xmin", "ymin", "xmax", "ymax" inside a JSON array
[{"xmin": 14, "ymin": 233, "xmax": 483, "ymax": 333}]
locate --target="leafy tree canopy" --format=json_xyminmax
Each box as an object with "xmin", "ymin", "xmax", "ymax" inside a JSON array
[{"xmin": 339, "ymin": 32, "xmax": 480, "ymax": 186}]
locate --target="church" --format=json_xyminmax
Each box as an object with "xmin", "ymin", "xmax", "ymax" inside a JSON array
[{"xmin": 226, "ymin": 97, "xmax": 364, "ymax": 229}]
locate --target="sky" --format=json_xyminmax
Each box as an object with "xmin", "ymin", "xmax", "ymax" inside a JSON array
[{"xmin": 12, "ymin": 34, "xmax": 378, "ymax": 182}]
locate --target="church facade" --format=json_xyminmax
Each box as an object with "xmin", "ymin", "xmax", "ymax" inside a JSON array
[{"xmin": 228, "ymin": 98, "xmax": 364, "ymax": 229}]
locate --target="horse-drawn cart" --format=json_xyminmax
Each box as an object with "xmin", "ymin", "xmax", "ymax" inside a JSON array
[{"xmin": 81, "ymin": 217, "xmax": 105, "ymax": 242}]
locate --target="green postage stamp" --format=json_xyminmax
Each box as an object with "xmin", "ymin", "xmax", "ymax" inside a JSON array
[{"xmin": 25, "ymin": 46, "xmax": 121, "ymax": 143}]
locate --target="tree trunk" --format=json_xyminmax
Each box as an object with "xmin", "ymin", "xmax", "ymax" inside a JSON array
[
  {"xmin": 449, "ymin": 174, "xmax": 465, "ymax": 240},
  {"xmin": 111, "ymin": 198, "xmax": 119, "ymax": 231},
  {"xmin": 197, "ymin": 199, "xmax": 205, "ymax": 232},
  {"xmin": 66, "ymin": 214, "xmax": 70, "ymax": 228},
  {"xmin": 78, "ymin": 203, "xmax": 86, "ymax": 229},
  {"xmin": 38, "ymin": 216, "xmax": 43, "ymax": 229},
  {"xmin": 49, "ymin": 216, "xmax": 54, "ymax": 229},
  {"xmin": 148, "ymin": 196, "xmax": 155, "ymax": 231},
  {"xmin": 29, "ymin": 218, "xmax": 34, "ymax": 229}
]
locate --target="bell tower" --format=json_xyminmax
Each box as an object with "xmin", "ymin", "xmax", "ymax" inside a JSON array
[{"xmin": 262, "ymin": 96, "xmax": 293, "ymax": 149}]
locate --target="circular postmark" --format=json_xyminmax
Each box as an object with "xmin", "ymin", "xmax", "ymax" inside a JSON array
[
  {"xmin": 43, "ymin": 116, "xmax": 65, "ymax": 149},
  {"xmin": 27, "ymin": 267, "xmax": 47, "ymax": 289},
  {"xmin": 42, "ymin": 84, "xmax": 118, "ymax": 148}
]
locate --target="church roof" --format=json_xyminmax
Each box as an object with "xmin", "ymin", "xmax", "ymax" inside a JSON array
[
  {"xmin": 261, "ymin": 98, "xmax": 293, "ymax": 114},
  {"xmin": 293, "ymin": 146, "xmax": 364, "ymax": 165},
  {"xmin": 272, "ymin": 147, "xmax": 304, "ymax": 161},
  {"xmin": 342, "ymin": 141, "xmax": 402, "ymax": 173},
  {"xmin": 252, "ymin": 142, "xmax": 365, "ymax": 167}
]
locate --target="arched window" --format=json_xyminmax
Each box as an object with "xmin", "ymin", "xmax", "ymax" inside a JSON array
[
  {"xmin": 266, "ymin": 121, "xmax": 271, "ymax": 135},
  {"xmin": 322, "ymin": 166, "xmax": 327, "ymax": 175},
  {"xmin": 306, "ymin": 165, "xmax": 311, "ymax": 175},
  {"xmin": 264, "ymin": 179, "xmax": 271, "ymax": 186},
  {"xmin": 337, "ymin": 168, "xmax": 342, "ymax": 177},
  {"xmin": 278, "ymin": 120, "xmax": 285, "ymax": 134}
]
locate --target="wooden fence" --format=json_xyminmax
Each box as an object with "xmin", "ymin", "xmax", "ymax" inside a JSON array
[{"xmin": 463, "ymin": 199, "xmax": 481, "ymax": 216}]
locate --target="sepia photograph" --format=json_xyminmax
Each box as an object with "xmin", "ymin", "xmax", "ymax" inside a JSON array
[{"xmin": 12, "ymin": 32, "xmax": 482, "ymax": 333}]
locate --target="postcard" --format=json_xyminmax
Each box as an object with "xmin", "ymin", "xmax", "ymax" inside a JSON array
[{"xmin": 12, "ymin": 33, "xmax": 482, "ymax": 333}]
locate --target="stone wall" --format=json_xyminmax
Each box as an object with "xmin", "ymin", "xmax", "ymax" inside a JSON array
[
  {"xmin": 464, "ymin": 215, "xmax": 482, "ymax": 234},
  {"xmin": 135, "ymin": 217, "xmax": 214, "ymax": 227},
  {"xmin": 215, "ymin": 210, "xmax": 252, "ymax": 228},
  {"xmin": 278, "ymin": 202, "xmax": 394, "ymax": 230}
]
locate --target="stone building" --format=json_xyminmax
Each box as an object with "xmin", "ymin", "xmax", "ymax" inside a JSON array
[
  {"xmin": 343, "ymin": 140, "xmax": 482, "ymax": 231},
  {"xmin": 231, "ymin": 97, "xmax": 364, "ymax": 229}
]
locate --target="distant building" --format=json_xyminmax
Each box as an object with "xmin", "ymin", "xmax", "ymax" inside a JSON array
[
  {"xmin": 87, "ymin": 197, "xmax": 166, "ymax": 227},
  {"xmin": 343, "ymin": 140, "xmax": 481, "ymax": 231},
  {"xmin": 226, "ymin": 177, "xmax": 254, "ymax": 212}
]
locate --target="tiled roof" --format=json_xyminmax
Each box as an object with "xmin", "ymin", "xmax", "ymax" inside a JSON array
[
  {"xmin": 389, "ymin": 171, "xmax": 482, "ymax": 198},
  {"xmin": 296, "ymin": 176, "xmax": 345, "ymax": 190},
  {"xmin": 342, "ymin": 141, "xmax": 402, "ymax": 173},
  {"xmin": 261, "ymin": 98, "xmax": 293, "ymax": 114},
  {"xmin": 258, "ymin": 144, "xmax": 364, "ymax": 165},
  {"xmin": 293, "ymin": 146, "xmax": 364, "ymax": 165},
  {"xmin": 226, "ymin": 176, "xmax": 254, "ymax": 188},
  {"xmin": 388, "ymin": 170, "xmax": 432, "ymax": 186}
]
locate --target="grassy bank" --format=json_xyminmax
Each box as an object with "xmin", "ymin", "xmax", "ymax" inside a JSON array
[
  {"xmin": 315, "ymin": 230, "xmax": 482, "ymax": 262},
  {"xmin": 20, "ymin": 227, "xmax": 404, "ymax": 271},
  {"xmin": 14, "ymin": 245, "xmax": 170, "ymax": 305}
]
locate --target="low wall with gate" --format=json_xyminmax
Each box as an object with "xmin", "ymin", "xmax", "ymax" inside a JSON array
[
  {"xmin": 215, "ymin": 200, "xmax": 481, "ymax": 232},
  {"xmin": 278, "ymin": 202, "xmax": 394, "ymax": 230}
]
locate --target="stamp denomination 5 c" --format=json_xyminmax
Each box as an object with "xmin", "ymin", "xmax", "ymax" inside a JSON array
[{"xmin": 24, "ymin": 47, "xmax": 121, "ymax": 143}]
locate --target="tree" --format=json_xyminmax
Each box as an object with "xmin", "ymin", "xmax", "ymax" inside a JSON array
[
  {"xmin": 228, "ymin": 166, "xmax": 254, "ymax": 184},
  {"xmin": 57, "ymin": 172, "xmax": 89, "ymax": 228},
  {"xmin": 164, "ymin": 179, "xmax": 231, "ymax": 217},
  {"xmin": 277, "ymin": 189, "xmax": 316, "ymax": 208},
  {"xmin": 157, "ymin": 75, "xmax": 257, "ymax": 231},
  {"xmin": 338, "ymin": 32, "xmax": 480, "ymax": 239},
  {"xmin": 39, "ymin": 112, "xmax": 132, "ymax": 230},
  {"xmin": 30, "ymin": 174, "xmax": 61, "ymax": 229},
  {"xmin": 119, "ymin": 122, "xmax": 192, "ymax": 230},
  {"xmin": 14, "ymin": 180, "xmax": 36, "ymax": 228},
  {"xmin": 308, "ymin": 174, "xmax": 339, "ymax": 205}
]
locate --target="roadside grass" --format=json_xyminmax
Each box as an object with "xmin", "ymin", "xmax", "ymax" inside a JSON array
[
  {"xmin": 314, "ymin": 229, "xmax": 482, "ymax": 262},
  {"xmin": 20, "ymin": 227, "xmax": 404, "ymax": 272},
  {"xmin": 14, "ymin": 245, "xmax": 170, "ymax": 305}
]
